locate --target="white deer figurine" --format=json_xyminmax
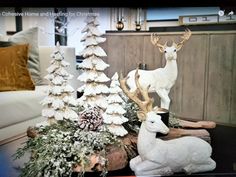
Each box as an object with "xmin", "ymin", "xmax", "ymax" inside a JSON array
[
  {"xmin": 120, "ymin": 69, "xmax": 216, "ymax": 176},
  {"xmin": 126, "ymin": 29, "xmax": 191, "ymax": 110}
]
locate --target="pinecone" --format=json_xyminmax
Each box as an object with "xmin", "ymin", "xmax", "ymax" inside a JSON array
[
  {"xmin": 79, "ymin": 107, "xmax": 103, "ymax": 131},
  {"xmin": 27, "ymin": 126, "xmax": 38, "ymax": 138}
]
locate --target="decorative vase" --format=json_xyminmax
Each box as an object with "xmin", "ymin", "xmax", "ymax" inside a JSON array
[
  {"xmin": 156, "ymin": 108, "xmax": 169, "ymax": 127},
  {"xmin": 116, "ymin": 21, "xmax": 124, "ymax": 31},
  {"xmin": 155, "ymin": 108, "xmax": 169, "ymax": 137},
  {"xmin": 135, "ymin": 22, "xmax": 141, "ymax": 31},
  {"xmin": 138, "ymin": 63, "xmax": 147, "ymax": 70}
]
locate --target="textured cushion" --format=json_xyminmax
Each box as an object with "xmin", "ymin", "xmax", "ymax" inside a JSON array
[
  {"xmin": 0, "ymin": 44, "xmax": 35, "ymax": 91},
  {"xmin": 8, "ymin": 27, "xmax": 42, "ymax": 85}
]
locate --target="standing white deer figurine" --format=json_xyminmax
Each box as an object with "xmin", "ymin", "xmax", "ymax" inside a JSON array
[
  {"xmin": 126, "ymin": 29, "xmax": 191, "ymax": 110},
  {"xmin": 120, "ymin": 69, "xmax": 216, "ymax": 176}
]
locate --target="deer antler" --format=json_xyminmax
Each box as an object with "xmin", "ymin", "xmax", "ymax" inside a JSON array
[
  {"xmin": 120, "ymin": 68, "xmax": 154, "ymax": 116},
  {"xmin": 174, "ymin": 28, "xmax": 192, "ymax": 50},
  {"xmin": 150, "ymin": 33, "xmax": 167, "ymax": 53}
]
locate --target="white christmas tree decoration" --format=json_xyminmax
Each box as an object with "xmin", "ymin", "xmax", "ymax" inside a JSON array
[
  {"xmin": 40, "ymin": 42, "xmax": 78, "ymax": 124},
  {"xmin": 77, "ymin": 13, "xmax": 110, "ymax": 109},
  {"xmin": 103, "ymin": 72, "xmax": 128, "ymax": 136}
]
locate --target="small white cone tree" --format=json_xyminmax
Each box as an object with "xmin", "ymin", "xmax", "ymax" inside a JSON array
[
  {"xmin": 103, "ymin": 73, "xmax": 128, "ymax": 136},
  {"xmin": 77, "ymin": 13, "xmax": 110, "ymax": 110},
  {"xmin": 40, "ymin": 42, "xmax": 78, "ymax": 125}
]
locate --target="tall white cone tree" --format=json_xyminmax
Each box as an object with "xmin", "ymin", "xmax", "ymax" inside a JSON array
[
  {"xmin": 103, "ymin": 73, "xmax": 128, "ymax": 136},
  {"xmin": 41, "ymin": 42, "xmax": 78, "ymax": 124},
  {"xmin": 77, "ymin": 13, "xmax": 110, "ymax": 109}
]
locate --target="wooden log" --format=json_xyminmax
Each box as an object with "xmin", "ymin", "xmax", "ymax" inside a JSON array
[
  {"xmin": 73, "ymin": 154, "xmax": 103, "ymax": 172},
  {"xmin": 27, "ymin": 127, "xmax": 128, "ymax": 172},
  {"xmin": 122, "ymin": 134, "xmax": 138, "ymax": 159},
  {"xmin": 178, "ymin": 119, "xmax": 216, "ymax": 129},
  {"xmin": 106, "ymin": 145, "xmax": 128, "ymax": 170},
  {"xmin": 122, "ymin": 128, "xmax": 211, "ymax": 147},
  {"xmin": 122, "ymin": 134, "xmax": 137, "ymax": 147},
  {"xmin": 161, "ymin": 128, "xmax": 211, "ymax": 143},
  {"xmin": 26, "ymin": 124, "xmax": 212, "ymax": 172},
  {"xmin": 73, "ymin": 145, "xmax": 128, "ymax": 172}
]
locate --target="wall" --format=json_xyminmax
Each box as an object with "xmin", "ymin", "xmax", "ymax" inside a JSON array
[
  {"xmin": 102, "ymin": 31, "xmax": 236, "ymax": 126},
  {"xmin": 109, "ymin": 8, "xmax": 148, "ymax": 31},
  {"xmin": 22, "ymin": 8, "xmax": 55, "ymax": 46},
  {"xmin": 0, "ymin": 8, "xmax": 16, "ymax": 40},
  {"xmin": 0, "ymin": 8, "xmax": 111, "ymax": 51},
  {"xmin": 0, "ymin": 8, "xmax": 55, "ymax": 45}
]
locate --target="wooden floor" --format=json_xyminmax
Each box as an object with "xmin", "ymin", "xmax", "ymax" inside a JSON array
[{"xmin": 0, "ymin": 124, "xmax": 235, "ymax": 177}]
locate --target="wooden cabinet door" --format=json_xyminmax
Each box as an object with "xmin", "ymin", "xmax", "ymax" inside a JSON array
[
  {"xmin": 170, "ymin": 34, "xmax": 208, "ymax": 120},
  {"xmin": 206, "ymin": 34, "xmax": 236, "ymax": 124},
  {"xmin": 104, "ymin": 32, "xmax": 236, "ymax": 125}
]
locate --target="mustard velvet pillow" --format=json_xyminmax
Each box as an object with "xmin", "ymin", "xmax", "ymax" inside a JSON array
[{"xmin": 0, "ymin": 44, "xmax": 35, "ymax": 91}]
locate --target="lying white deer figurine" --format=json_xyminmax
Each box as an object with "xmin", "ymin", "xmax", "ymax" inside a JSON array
[
  {"xmin": 120, "ymin": 69, "xmax": 216, "ymax": 176},
  {"xmin": 126, "ymin": 29, "xmax": 191, "ymax": 110}
]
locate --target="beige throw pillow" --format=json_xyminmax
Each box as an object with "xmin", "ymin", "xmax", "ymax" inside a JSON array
[{"xmin": 8, "ymin": 27, "xmax": 42, "ymax": 85}]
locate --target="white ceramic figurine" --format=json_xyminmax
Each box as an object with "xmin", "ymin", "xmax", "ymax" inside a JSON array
[
  {"xmin": 120, "ymin": 69, "xmax": 216, "ymax": 176},
  {"xmin": 126, "ymin": 29, "xmax": 191, "ymax": 110}
]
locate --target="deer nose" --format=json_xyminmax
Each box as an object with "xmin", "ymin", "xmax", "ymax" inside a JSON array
[
  {"xmin": 167, "ymin": 54, "xmax": 174, "ymax": 59},
  {"xmin": 166, "ymin": 127, "xmax": 170, "ymax": 133}
]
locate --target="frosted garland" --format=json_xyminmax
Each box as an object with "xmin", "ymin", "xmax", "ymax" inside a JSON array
[
  {"xmin": 40, "ymin": 42, "xmax": 78, "ymax": 124},
  {"xmin": 77, "ymin": 14, "xmax": 110, "ymax": 109},
  {"xmin": 103, "ymin": 73, "xmax": 128, "ymax": 136}
]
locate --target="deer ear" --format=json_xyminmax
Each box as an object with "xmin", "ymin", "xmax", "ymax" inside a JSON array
[{"xmin": 137, "ymin": 111, "xmax": 146, "ymax": 121}]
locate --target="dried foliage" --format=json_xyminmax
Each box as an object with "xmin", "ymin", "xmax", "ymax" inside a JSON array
[{"xmin": 13, "ymin": 120, "xmax": 120, "ymax": 177}]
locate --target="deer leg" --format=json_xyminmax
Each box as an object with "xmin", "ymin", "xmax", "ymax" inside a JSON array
[
  {"xmin": 136, "ymin": 167, "xmax": 173, "ymax": 176},
  {"xmin": 166, "ymin": 88, "xmax": 171, "ymax": 94},
  {"xmin": 134, "ymin": 160, "xmax": 172, "ymax": 176},
  {"xmin": 156, "ymin": 89, "xmax": 170, "ymax": 109},
  {"xmin": 130, "ymin": 155, "xmax": 142, "ymax": 171},
  {"xmin": 183, "ymin": 158, "xmax": 216, "ymax": 174}
]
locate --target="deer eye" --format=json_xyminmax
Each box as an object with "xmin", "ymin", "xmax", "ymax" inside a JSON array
[
  {"xmin": 174, "ymin": 49, "xmax": 177, "ymax": 52},
  {"xmin": 151, "ymin": 121, "xmax": 154, "ymax": 124},
  {"xmin": 164, "ymin": 51, "xmax": 167, "ymax": 53}
]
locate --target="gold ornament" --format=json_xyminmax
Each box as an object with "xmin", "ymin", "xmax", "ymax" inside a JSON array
[{"xmin": 116, "ymin": 21, "xmax": 124, "ymax": 31}]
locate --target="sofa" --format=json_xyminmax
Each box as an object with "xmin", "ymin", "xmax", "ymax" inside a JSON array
[{"xmin": 0, "ymin": 46, "xmax": 80, "ymax": 143}]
